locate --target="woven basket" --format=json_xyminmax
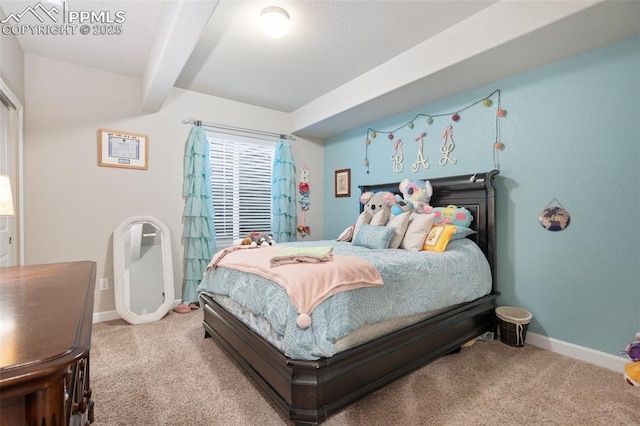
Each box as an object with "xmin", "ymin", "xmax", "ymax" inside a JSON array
[{"xmin": 496, "ymin": 306, "xmax": 532, "ymax": 347}]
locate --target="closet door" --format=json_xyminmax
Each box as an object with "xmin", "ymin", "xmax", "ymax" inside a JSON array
[{"xmin": 0, "ymin": 100, "xmax": 14, "ymax": 266}]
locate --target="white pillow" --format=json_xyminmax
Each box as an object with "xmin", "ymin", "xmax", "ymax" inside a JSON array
[
  {"xmin": 353, "ymin": 211, "xmax": 373, "ymax": 240},
  {"xmin": 370, "ymin": 208, "xmax": 390, "ymax": 226},
  {"xmin": 385, "ymin": 211, "xmax": 412, "ymax": 249},
  {"xmin": 337, "ymin": 225, "xmax": 354, "ymax": 242},
  {"xmin": 400, "ymin": 213, "xmax": 436, "ymax": 251}
]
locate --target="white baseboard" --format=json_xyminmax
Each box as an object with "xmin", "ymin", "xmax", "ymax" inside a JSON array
[
  {"xmin": 526, "ymin": 332, "xmax": 627, "ymax": 373},
  {"xmin": 90, "ymin": 309, "xmax": 627, "ymax": 373},
  {"xmin": 92, "ymin": 299, "xmax": 183, "ymax": 324},
  {"xmin": 93, "ymin": 310, "xmax": 119, "ymax": 323}
]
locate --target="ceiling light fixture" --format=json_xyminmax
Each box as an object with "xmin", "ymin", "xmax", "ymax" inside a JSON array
[{"xmin": 260, "ymin": 6, "xmax": 290, "ymax": 38}]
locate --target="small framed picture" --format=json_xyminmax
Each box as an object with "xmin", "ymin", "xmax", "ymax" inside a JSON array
[
  {"xmin": 334, "ymin": 168, "xmax": 351, "ymax": 197},
  {"xmin": 98, "ymin": 129, "xmax": 148, "ymax": 170}
]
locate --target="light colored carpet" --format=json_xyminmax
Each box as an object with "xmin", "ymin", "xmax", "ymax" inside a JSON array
[{"xmin": 91, "ymin": 310, "xmax": 639, "ymax": 425}]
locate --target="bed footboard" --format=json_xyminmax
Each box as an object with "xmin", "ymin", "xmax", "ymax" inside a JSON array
[{"xmin": 201, "ymin": 292, "xmax": 497, "ymax": 425}]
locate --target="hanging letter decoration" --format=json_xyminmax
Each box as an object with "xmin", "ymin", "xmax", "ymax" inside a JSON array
[
  {"xmin": 411, "ymin": 132, "xmax": 429, "ymax": 172},
  {"xmin": 439, "ymin": 125, "xmax": 457, "ymax": 166},
  {"xmin": 391, "ymin": 139, "xmax": 404, "ymax": 173},
  {"xmin": 297, "ymin": 166, "xmax": 310, "ymax": 237},
  {"xmin": 362, "ymin": 90, "xmax": 507, "ymax": 173}
]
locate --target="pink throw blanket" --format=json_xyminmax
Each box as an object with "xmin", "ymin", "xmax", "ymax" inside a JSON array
[{"xmin": 207, "ymin": 246, "xmax": 383, "ymax": 328}]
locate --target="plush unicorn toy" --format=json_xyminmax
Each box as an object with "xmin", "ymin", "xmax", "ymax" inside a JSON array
[{"xmin": 398, "ymin": 179, "xmax": 433, "ymax": 214}]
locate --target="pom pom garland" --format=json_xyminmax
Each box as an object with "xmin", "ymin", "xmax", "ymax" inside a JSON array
[{"xmin": 363, "ymin": 89, "xmax": 506, "ymax": 172}]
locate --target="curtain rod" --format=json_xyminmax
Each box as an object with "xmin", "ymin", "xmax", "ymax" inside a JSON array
[{"xmin": 182, "ymin": 118, "xmax": 295, "ymax": 141}]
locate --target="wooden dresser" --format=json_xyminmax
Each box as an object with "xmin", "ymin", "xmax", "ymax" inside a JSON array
[{"xmin": 0, "ymin": 261, "xmax": 96, "ymax": 426}]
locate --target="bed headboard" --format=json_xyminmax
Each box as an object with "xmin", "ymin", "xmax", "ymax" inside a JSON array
[{"xmin": 359, "ymin": 170, "xmax": 499, "ymax": 294}]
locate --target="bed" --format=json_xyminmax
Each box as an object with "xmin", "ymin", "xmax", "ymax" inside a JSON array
[{"xmin": 198, "ymin": 169, "xmax": 499, "ymax": 425}]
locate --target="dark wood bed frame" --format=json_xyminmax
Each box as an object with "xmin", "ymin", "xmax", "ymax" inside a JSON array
[{"xmin": 200, "ymin": 169, "xmax": 499, "ymax": 425}]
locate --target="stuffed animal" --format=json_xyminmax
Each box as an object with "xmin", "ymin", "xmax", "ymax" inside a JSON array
[
  {"xmin": 431, "ymin": 205, "xmax": 473, "ymax": 228},
  {"xmin": 390, "ymin": 194, "xmax": 414, "ymax": 216},
  {"xmin": 398, "ymin": 179, "xmax": 433, "ymax": 214},
  {"xmin": 360, "ymin": 191, "xmax": 396, "ymax": 225},
  {"xmin": 234, "ymin": 232, "xmax": 276, "ymax": 247},
  {"xmin": 623, "ymin": 332, "xmax": 640, "ymax": 388}
]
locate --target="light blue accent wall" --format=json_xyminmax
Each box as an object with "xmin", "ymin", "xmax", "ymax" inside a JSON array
[{"xmin": 323, "ymin": 36, "xmax": 640, "ymax": 356}]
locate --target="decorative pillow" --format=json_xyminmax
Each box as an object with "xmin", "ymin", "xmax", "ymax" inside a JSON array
[
  {"xmin": 352, "ymin": 224, "xmax": 395, "ymax": 249},
  {"xmin": 400, "ymin": 213, "xmax": 436, "ymax": 251},
  {"xmin": 370, "ymin": 208, "xmax": 390, "ymax": 226},
  {"xmin": 450, "ymin": 226, "xmax": 476, "ymax": 241},
  {"xmin": 432, "ymin": 205, "xmax": 473, "ymax": 228},
  {"xmin": 385, "ymin": 211, "xmax": 412, "ymax": 249},
  {"xmin": 423, "ymin": 224, "xmax": 457, "ymax": 252},
  {"xmin": 353, "ymin": 211, "xmax": 372, "ymax": 240},
  {"xmin": 337, "ymin": 225, "xmax": 354, "ymax": 242}
]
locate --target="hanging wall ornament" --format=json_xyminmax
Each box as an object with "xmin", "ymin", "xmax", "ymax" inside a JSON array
[
  {"xmin": 297, "ymin": 166, "xmax": 311, "ymax": 237},
  {"xmin": 439, "ymin": 125, "xmax": 457, "ymax": 166},
  {"xmin": 411, "ymin": 131, "xmax": 429, "ymax": 172},
  {"xmin": 364, "ymin": 137, "xmax": 371, "ymax": 174},
  {"xmin": 390, "ymin": 139, "xmax": 404, "ymax": 173},
  {"xmin": 539, "ymin": 198, "xmax": 571, "ymax": 232}
]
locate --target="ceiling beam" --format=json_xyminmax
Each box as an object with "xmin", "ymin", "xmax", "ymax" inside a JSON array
[
  {"xmin": 290, "ymin": 0, "xmax": 621, "ymax": 138},
  {"xmin": 141, "ymin": 0, "xmax": 219, "ymax": 112}
]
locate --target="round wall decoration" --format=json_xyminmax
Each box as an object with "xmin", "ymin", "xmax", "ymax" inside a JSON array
[{"xmin": 539, "ymin": 205, "xmax": 571, "ymax": 232}]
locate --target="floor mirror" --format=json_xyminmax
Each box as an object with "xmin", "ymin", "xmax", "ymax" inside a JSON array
[{"xmin": 113, "ymin": 215, "xmax": 174, "ymax": 324}]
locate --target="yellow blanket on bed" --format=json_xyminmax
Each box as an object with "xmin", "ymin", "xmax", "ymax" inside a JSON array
[{"xmin": 207, "ymin": 245, "xmax": 383, "ymax": 328}]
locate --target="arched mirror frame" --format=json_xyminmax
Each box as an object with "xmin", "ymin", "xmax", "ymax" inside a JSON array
[{"xmin": 113, "ymin": 215, "xmax": 175, "ymax": 325}]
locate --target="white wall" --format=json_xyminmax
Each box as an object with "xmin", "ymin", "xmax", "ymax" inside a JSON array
[
  {"xmin": 0, "ymin": 10, "xmax": 24, "ymax": 104},
  {"xmin": 23, "ymin": 54, "xmax": 324, "ymax": 314},
  {"xmin": 0, "ymin": 18, "xmax": 24, "ymax": 265}
]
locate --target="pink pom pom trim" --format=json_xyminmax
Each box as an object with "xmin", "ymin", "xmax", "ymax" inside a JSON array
[{"xmin": 297, "ymin": 314, "xmax": 312, "ymax": 329}]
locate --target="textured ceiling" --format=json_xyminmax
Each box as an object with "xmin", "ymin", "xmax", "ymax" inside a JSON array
[{"xmin": 174, "ymin": 0, "xmax": 496, "ymax": 112}]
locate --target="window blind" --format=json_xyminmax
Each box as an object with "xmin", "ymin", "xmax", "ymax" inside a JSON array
[{"xmin": 207, "ymin": 133, "xmax": 275, "ymax": 247}]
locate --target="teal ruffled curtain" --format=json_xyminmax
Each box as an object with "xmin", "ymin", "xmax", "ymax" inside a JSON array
[
  {"xmin": 271, "ymin": 138, "xmax": 296, "ymax": 242},
  {"xmin": 182, "ymin": 125, "xmax": 217, "ymax": 304}
]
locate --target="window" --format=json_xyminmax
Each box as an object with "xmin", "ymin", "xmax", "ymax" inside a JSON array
[{"xmin": 207, "ymin": 132, "xmax": 276, "ymax": 247}]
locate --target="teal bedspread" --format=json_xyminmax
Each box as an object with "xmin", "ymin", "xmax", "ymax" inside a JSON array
[{"xmin": 197, "ymin": 239, "xmax": 491, "ymax": 360}]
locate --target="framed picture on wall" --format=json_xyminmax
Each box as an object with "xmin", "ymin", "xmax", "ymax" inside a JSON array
[
  {"xmin": 98, "ymin": 128, "xmax": 148, "ymax": 170},
  {"xmin": 334, "ymin": 168, "xmax": 351, "ymax": 197}
]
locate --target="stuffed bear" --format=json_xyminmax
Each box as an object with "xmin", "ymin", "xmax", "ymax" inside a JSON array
[
  {"xmin": 399, "ymin": 179, "xmax": 433, "ymax": 214},
  {"xmin": 234, "ymin": 232, "xmax": 276, "ymax": 247}
]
